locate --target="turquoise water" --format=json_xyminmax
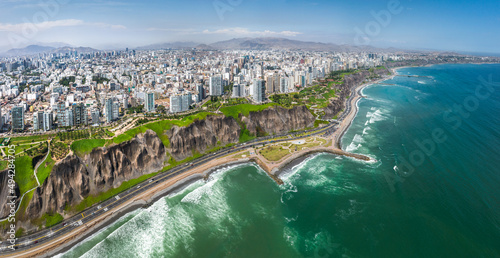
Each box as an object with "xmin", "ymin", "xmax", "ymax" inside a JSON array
[{"xmin": 58, "ymin": 64, "xmax": 500, "ymax": 258}]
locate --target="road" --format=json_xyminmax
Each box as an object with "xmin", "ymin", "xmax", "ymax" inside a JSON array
[
  {"xmin": 0, "ymin": 75, "xmax": 382, "ymax": 256},
  {"xmin": 0, "ymin": 120, "xmax": 340, "ymax": 256}
]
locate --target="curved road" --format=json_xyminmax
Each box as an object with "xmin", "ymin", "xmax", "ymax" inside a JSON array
[{"xmin": 0, "ymin": 75, "xmax": 382, "ymax": 256}]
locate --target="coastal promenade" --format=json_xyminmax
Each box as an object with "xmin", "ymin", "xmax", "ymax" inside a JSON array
[{"xmin": 0, "ymin": 73, "xmax": 394, "ymax": 258}]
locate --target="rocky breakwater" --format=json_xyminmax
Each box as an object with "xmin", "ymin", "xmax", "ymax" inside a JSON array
[
  {"xmin": 25, "ymin": 130, "xmax": 166, "ymax": 218},
  {"xmin": 242, "ymin": 105, "xmax": 316, "ymax": 135},
  {"xmin": 166, "ymin": 115, "xmax": 241, "ymax": 160}
]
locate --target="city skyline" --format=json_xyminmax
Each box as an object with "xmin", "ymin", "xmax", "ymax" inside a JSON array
[{"xmin": 0, "ymin": 0, "xmax": 499, "ymax": 54}]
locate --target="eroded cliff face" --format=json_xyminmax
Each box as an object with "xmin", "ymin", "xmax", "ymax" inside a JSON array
[
  {"xmin": 242, "ymin": 105, "xmax": 316, "ymax": 136},
  {"xmin": 0, "ymin": 170, "xmax": 20, "ymax": 219},
  {"xmin": 322, "ymin": 69, "xmax": 389, "ymax": 119},
  {"xmin": 166, "ymin": 115, "xmax": 241, "ymax": 160},
  {"xmin": 26, "ymin": 130, "xmax": 166, "ymax": 218}
]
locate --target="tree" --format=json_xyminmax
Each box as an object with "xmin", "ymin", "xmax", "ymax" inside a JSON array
[{"xmin": 156, "ymin": 105, "xmax": 166, "ymax": 114}]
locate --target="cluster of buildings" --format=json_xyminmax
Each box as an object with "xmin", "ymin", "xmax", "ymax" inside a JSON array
[{"xmin": 0, "ymin": 48, "xmax": 392, "ymax": 133}]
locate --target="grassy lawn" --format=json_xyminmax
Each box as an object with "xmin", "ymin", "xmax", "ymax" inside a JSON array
[
  {"xmin": 0, "ymin": 160, "xmax": 8, "ymax": 170},
  {"xmin": 112, "ymin": 112, "xmax": 215, "ymax": 147},
  {"xmin": 259, "ymin": 145, "xmax": 291, "ymax": 162},
  {"xmin": 15, "ymin": 190, "xmax": 34, "ymax": 221},
  {"xmin": 220, "ymin": 103, "xmax": 278, "ymax": 120},
  {"xmin": 32, "ymin": 212, "xmax": 64, "ymax": 228},
  {"xmin": 71, "ymin": 139, "xmax": 106, "ymax": 156},
  {"xmin": 14, "ymin": 143, "xmax": 41, "ymax": 155},
  {"xmin": 14, "ymin": 155, "xmax": 36, "ymax": 194},
  {"xmin": 105, "ymin": 129, "xmax": 115, "ymax": 137},
  {"xmin": 36, "ymin": 155, "xmax": 55, "ymax": 185},
  {"xmin": 239, "ymin": 128, "xmax": 256, "ymax": 143},
  {"xmin": 10, "ymin": 134, "xmax": 52, "ymax": 145},
  {"xmin": 322, "ymin": 89, "xmax": 338, "ymax": 99}
]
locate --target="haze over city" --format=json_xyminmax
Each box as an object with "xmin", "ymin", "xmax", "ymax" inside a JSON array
[
  {"xmin": 0, "ymin": 1, "xmax": 499, "ymax": 257},
  {"xmin": 0, "ymin": 0, "xmax": 499, "ymax": 54}
]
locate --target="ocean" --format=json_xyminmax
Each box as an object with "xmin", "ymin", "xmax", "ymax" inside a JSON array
[{"xmin": 57, "ymin": 64, "xmax": 500, "ymax": 258}]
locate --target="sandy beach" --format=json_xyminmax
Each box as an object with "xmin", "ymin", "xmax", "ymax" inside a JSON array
[{"xmin": 3, "ymin": 70, "xmax": 397, "ymax": 258}]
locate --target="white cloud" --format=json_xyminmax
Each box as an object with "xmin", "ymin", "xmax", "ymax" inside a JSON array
[
  {"xmin": 201, "ymin": 27, "xmax": 302, "ymax": 37},
  {"xmin": 147, "ymin": 27, "xmax": 301, "ymax": 37},
  {"xmin": 0, "ymin": 19, "xmax": 126, "ymax": 32},
  {"xmin": 147, "ymin": 28, "xmax": 196, "ymax": 33}
]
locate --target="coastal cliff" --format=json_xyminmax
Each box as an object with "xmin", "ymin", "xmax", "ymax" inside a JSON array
[
  {"xmin": 323, "ymin": 69, "xmax": 389, "ymax": 119},
  {"xmin": 25, "ymin": 130, "xmax": 166, "ymax": 218},
  {"xmin": 166, "ymin": 115, "xmax": 241, "ymax": 160},
  {"xmin": 242, "ymin": 105, "xmax": 316, "ymax": 135},
  {"xmin": 0, "ymin": 171, "xmax": 20, "ymax": 219}
]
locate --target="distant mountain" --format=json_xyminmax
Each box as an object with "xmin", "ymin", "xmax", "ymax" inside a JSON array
[
  {"xmin": 136, "ymin": 41, "xmax": 199, "ymax": 50},
  {"xmin": 6, "ymin": 45, "xmax": 55, "ymax": 56},
  {"xmin": 135, "ymin": 37, "xmax": 406, "ymax": 52},
  {"xmin": 52, "ymin": 46, "xmax": 99, "ymax": 54},
  {"xmin": 3, "ymin": 45, "xmax": 100, "ymax": 57},
  {"xmin": 207, "ymin": 37, "xmax": 399, "ymax": 52},
  {"xmin": 194, "ymin": 44, "xmax": 216, "ymax": 50}
]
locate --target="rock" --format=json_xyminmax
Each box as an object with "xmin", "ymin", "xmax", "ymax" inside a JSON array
[
  {"xmin": 166, "ymin": 115, "xmax": 241, "ymax": 160},
  {"xmin": 0, "ymin": 170, "xmax": 20, "ymax": 219},
  {"xmin": 242, "ymin": 105, "xmax": 315, "ymax": 136},
  {"xmin": 25, "ymin": 130, "xmax": 166, "ymax": 218}
]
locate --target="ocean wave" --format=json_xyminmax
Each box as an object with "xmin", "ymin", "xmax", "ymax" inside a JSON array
[
  {"xmin": 365, "ymin": 108, "xmax": 389, "ymax": 125},
  {"xmin": 279, "ymin": 153, "xmax": 324, "ymax": 181},
  {"xmin": 345, "ymin": 133, "xmax": 366, "ymax": 152},
  {"xmin": 55, "ymin": 209, "xmax": 142, "ymax": 258},
  {"xmin": 79, "ymin": 199, "xmax": 175, "ymax": 258}
]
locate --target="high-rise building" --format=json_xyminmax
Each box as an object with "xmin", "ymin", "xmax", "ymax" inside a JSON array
[
  {"xmin": 170, "ymin": 93, "xmax": 192, "ymax": 113},
  {"xmin": 252, "ymin": 79, "xmax": 265, "ymax": 103},
  {"xmin": 145, "ymin": 92, "xmax": 155, "ymax": 112},
  {"xmin": 232, "ymin": 84, "xmax": 242, "ymax": 98},
  {"xmin": 197, "ymin": 84, "xmax": 205, "ymax": 102},
  {"xmin": 280, "ymin": 77, "xmax": 288, "ymax": 93},
  {"xmin": 11, "ymin": 106, "xmax": 24, "ymax": 132},
  {"xmin": 43, "ymin": 112, "xmax": 53, "ymax": 131},
  {"xmin": 209, "ymin": 75, "xmax": 223, "ymax": 96},
  {"xmin": 170, "ymin": 95, "xmax": 182, "ymax": 113},
  {"xmin": 112, "ymin": 101, "xmax": 120, "ymax": 119},
  {"xmin": 273, "ymin": 73, "xmax": 280, "ymax": 93},
  {"xmin": 122, "ymin": 97, "xmax": 128, "ymax": 109},
  {"xmin": 91, "ymin": 109, "xmax": 100, "ymax": 125},
  {"xmin": 33, "ymin": 111, "xmax": 43, "ymax": 131},
  {"xmin": 265, "ymin": 75, "xmax": 274, "ymax": 93},
  {"xmin": 105, "ymin": 98, "xmax": 114, "ymax": 123},
  {"xmin": 72, "ymin": 103, "xmax": 87, "ymax": 126},
  {"xmin": 181, "ymin": 93, "xmax": 192, "ymax": 112}
]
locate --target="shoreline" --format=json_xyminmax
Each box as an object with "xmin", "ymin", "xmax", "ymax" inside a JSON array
[
  {"xmin": 50, "ymin": 160, "xmax": 255, "ymax": 257},
  {"xmin": 332, "ymin": 73, "xmax": 397, "ymax": 149},
  {"xmin": 2, "ymin": 67, "xmax": 398, "ymax": 257}
]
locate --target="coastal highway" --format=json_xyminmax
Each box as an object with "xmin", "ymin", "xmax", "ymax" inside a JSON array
[
  {"xmin": 0, "ymin": 74, "xmax": 387, "ymax": 257},
  {"xmin": 0, "ymin": 119, "xmax": 340, "ymax": 257}
]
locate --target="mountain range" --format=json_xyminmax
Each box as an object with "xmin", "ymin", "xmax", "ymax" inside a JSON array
[
  {"xmin": 1, "ymin": 37, "xmax": 415, "ymax": 57},
  {"xmin": 2, "ymin": 45, "xmax": 100, "ymax": 57}
]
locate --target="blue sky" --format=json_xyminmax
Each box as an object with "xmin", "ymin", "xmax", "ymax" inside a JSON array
[{"xmin": 0, "ymin": 0, "xmax": 499, "ymax": 53}]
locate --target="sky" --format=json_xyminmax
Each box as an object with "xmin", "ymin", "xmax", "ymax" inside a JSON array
[{"xmin": 0, "ymin": 0, "xmax": 499, "ymax": 53}]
